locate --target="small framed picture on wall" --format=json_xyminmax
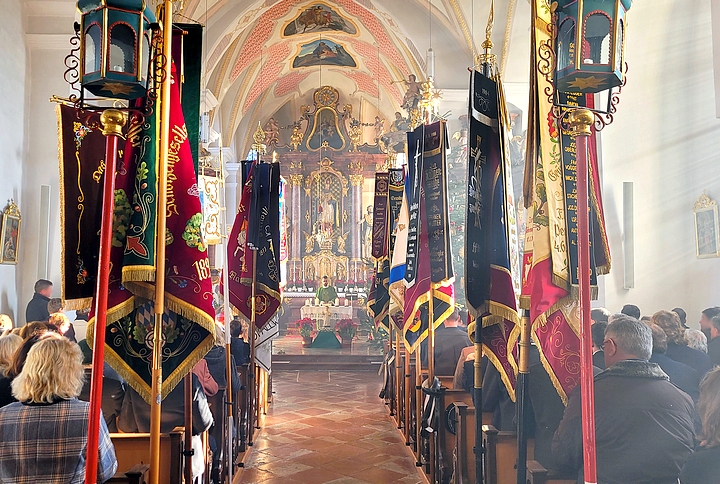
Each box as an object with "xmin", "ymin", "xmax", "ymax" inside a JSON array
[
  {"xmin": 0, "ymin": 200, "xmax": 20, "ymax": 265},
  {"xmin": 694, "ymin": 192, "xmax": 720, "ymax": 259}
]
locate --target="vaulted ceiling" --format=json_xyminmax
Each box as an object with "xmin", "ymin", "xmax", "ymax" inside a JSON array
[{"xmin": 182, "ymin": 0, "xmax": 533, "ymax": 154}]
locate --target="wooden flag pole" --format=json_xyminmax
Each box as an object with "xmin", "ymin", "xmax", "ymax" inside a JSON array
[
  {"xmin": 415, "ymin": 352, "xmax": 422, "ymax": 467},
  {"xmin": 427, "ymin": 291, "xmax": 436, "ymax": 483},
  {"xmin": 149, "ymin": 1, "xmax": 173, "ymax": 481},
  {"xmin": 396, "ymin": 330, "xmax": 403, "ymax": 428},
  {"xmin": 248, "ymin": 249, "xmax": 258, "ymax": 445},
  {"xmin": 84, "ymin": 108, "xmax": 126, "ymax": 484},
  {"xmin": 516, "ymin": 311, "xmax": 532, "ymax": 484},
  {"xmin": 183, "ymin": 373, "xmax": 193, "ymax": 483},
  {"xmin": 570, "ymin": 109, "xmax": 598, "ymax": 484},
  {"xmin": 404, "ymin": 342, "xmax": 412, "ymax": 445}
]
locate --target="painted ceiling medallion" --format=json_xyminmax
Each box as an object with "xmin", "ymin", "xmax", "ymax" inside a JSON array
[
  {"xmin": 292, "ymin": 39, "xmax": 357, "ymax": 68},
  {"xmin": 283, "ymin": 3, "xmax": 357, "ymax": 36}
]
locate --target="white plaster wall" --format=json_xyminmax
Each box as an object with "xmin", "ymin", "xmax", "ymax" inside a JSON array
[
  {"xmin": 0, "ymin": 0, "xmax": 27, "ymax": 325},
  {"xmin": 600, "ymin": 0, "xmax": 720, "ymax": 327}
]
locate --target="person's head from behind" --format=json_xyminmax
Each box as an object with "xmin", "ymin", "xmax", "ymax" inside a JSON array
[
  {"xmin": 591, "ymin": 321, "xmax": 608, "ymax": 351},
  {"xmin": 47, "ymin": 298, "xmax": 63, "ymax": 315},
  {"xmin": 19, "ymin": 321, "xmax": 58, "ymax": 341},
  {"xmin": 11, "ymin": 333, "xmax": 83, "ymax": 404},
  {"xmin": 603, "ymin": 316, "xmax": 652, "ymax": 368},
  {"xmin": 75, "ymin": 308, "xmax": 91, "ymax": 321},
  {"xmin": 230, "ymin": 318, "xmax": 242, "ymax": 339},
  {"xmin": 34, "ymin": 279, "xmax": 53, "ymax": 297},
  {"xmin": 686, "ymin": 328, "xmax": 708, "ymax": 353},
  {"xmin": 652, "ymin": 310, "xmax": 688, "ymax": 347},
  {"xmin": 48, "ymin": 313, "xmax": 71, "ymax": 336},
  {"xmin": 591, "ymin": 308, "xmax": 610, "ymax": 324},
  {"xmin": 621, "ymin": 304, "xmax": 641, "ymax": 320},
  {"xmin": 443, "ymin": 310, "xmax": 461, "ymax": 328},
  {"xmin": 697, "ymin": 368, "xmax": 720, "ymax": 448},
  {"xmin": 0, "ymin": 314, "xmax": 13, "ymax": 332},
  {"xmin": 0, "ymin": 334, "xmax": 22, "ymax": 378},
  {"xmin": 648, "ymin": 323, "xmax": 668, "ymax": 355},
  {"xmin": 701, "ymin": 307, "xmax": 720, "ymax": 331},
  {"xmin": 710, "ymin": 314, "xmax": 720, "ymax": 341},
  {"xmin": 672, "ymin": 307, "xmax": 687, "ymax": 327}
]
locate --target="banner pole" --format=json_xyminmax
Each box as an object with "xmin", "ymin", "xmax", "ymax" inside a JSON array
[
  {"xmin": 415, "ymin": 352, "xmax": 423, "ymax": 467},
  {"xmin": 404, "ymin": 341, "xmax": 411, "ymax": 445},
  {"xmin": 84, "ymin": 109, "xmax": 126, "ymax": 484},
  {"xmin": 149, "ymin": 2, "xmax": 173, "ymax": 482},
  {"xmin": 248, "ymin": 249, "xmax": 258, "ymax": 445},
  {"xmin": 219, "ymin": 140, "xmax": 235, "ymax": 482},
  {"xmin": 570, "ymin": 109, "xmax": 598, "ymax": 484},
  {"xmin": 183, "ymin": 372, "xmax": 193, "ymax": 483},
  {"xmin": 428, "ymin": 290, "xmax": 436, "ymax": 483},
  {"xmin": 396, "ymin": 329, "xmax": 403, "ymax": 428},
  {"xmin": 516, "ymin": 311, "xmax": 531, "ymax": 484}
]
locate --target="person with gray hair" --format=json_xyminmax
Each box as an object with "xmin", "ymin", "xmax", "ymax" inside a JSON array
[
  {"xmin": 686, "ymin": 328, "xmax": 708, "ymax": 353},
  {"xmin": 553, "ymin": 316, "xmax": 696, "ymax": 483}
]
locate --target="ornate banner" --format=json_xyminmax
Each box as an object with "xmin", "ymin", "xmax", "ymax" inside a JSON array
[
  {"xmin": 371, "ymin": 172, "xmax": 390, "ymax": 259},
  {"xmin": 86, "ymin": 62, "xmax": 216, "ymax": 403},
  {"xmin": 57, "ymin": 105, "xmax": 111, "ymax": 310},
  {"xmin": 389, "ymin": 174, "xmax": 409, "ymax": 315},
  {"xmin": 465, "ymin": 71, "xmax": 520, "ymax": 397},
  {"xmin": 404, "ymin": 125, "xmax": 424, "ymax": 289}
]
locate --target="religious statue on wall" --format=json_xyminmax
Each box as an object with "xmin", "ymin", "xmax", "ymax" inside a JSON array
[
  {"xmin": 263, "ymin": 117, "xmax": 280, "ymax": 148},
  {"xmin": 360, "ymin": 205, "xmax": 373, "ymax": 259},
  {"xmin": 398, "ymin": 74, "xmax": 422, "ymax": 112}
]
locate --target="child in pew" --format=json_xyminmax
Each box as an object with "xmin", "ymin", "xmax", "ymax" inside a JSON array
[{"xmin": 118, "ymin": 373, "xmax": 213, "ymax": 479}]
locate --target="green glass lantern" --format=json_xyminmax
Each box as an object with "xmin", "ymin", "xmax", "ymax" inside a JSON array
[
  {"xmin": 78, "ymin": 0, "xmax": 156, "ymax": 100},
  {"xmin": 555, "ymin": 0, "xmax": 632, "ymax": 94}
]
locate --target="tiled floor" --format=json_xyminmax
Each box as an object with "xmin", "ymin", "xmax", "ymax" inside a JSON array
[{"xmin": 235, "ymin": 371, "xmax": 422, "ymax": 483}]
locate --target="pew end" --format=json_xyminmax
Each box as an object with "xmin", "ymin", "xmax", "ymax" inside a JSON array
[
  {"xmin": 107, "ymin": 464, "xmax": 150, "ymax": 484},
  {"xmin": 110, "ymin": 427, "xmax": 184, "ymax": 484},
  {"xmin": 526, "ymin": 460, "xmax": 577, "ymax": 484}
]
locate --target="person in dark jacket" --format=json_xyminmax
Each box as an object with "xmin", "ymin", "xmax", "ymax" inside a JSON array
[
  {"xmin": 229, "ymin": 319, "xmax": 250, "ymax": 365},
  {"xmin": 706, "ymin": 314, "xmax": 720, "ymax": 367},
  {"xmin": 24, "ymin": 279, "xmax": 53, "ymax": 323},
  {"xmin": 653, "ymin": 310, "xmax": 712, "ymax": 377},
  {"xmin": 78, "ymin": 362, "xmax": 125, "ymax": 432},
  {"xmin": 648, "ymin": 323, "xmax": 700, "ymax": 402},
  {"xmin": 591, "ymin": 321, "xmax": 607, "ymax": 370},
  {"xmin": 421, "ymin": 310, "xmax": 472, "ymax": 376},
  {"xmin": 553, "ymin": 316, "xmax": 696, "ymax": 484},
  {"xmin": 204, "ymin": 325, "xmax": 243, "ymax": 393},
  {"xmin": 698, "ymin": 307, "xmax": 720, "ymax": 343},
  {"xmin": 680, "ymin": 367, "xmax": 720, "ymax": 483}
]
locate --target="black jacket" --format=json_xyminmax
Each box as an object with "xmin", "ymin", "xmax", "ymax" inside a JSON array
[
  {"xmin": 25, "ymin": 293, "xmax": 50, "ymax": 323},
  {"xmin": 204, "ymin": 346, "xmax": 243, "ymax": 393},
  {"xmin": 665, "ymin": 342, "xmax": 712, "ymax": 378},
  {"xmin": 680, "ymin": 445, "xmax": 720, "ymax": 484},
  {"xmin": 650, "ymin": 353, "xmax": 700, "ymax": 402},
  {"xmin": 553, "ymin": 359, "xmax": 696, "ymax": 484},
  {"xmin": 78, "ymin": 363, "xmax": 125, "ymax": 432},
  {"xmin": 118, "ymin": 374, "xmax": 213, "ymax": 435},
  {"xmin": 707, "ymin": 336, "xmax": 720, "ymax": 367},
  {"xmin": 421, "ymin": 326, "xmax": 472, "ymax": 376}
]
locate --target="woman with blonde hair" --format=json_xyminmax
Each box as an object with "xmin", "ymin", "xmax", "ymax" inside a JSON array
[
  {"xmin": 652, "ymin": 310, "xmax": 712, "ymax": 376},
  {"xmin": 0, "ymin": 334, "xmax": 22, "ymax": 408},
  {"xmin": 0, "ymin": 333, "xmax": 117, "ymax": 483},
  {"xmin": 681, "ymin": 367, "xmax": 720, "ymax": 482}
]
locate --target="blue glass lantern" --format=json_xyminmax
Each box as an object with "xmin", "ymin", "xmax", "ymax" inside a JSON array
[
  {"xmin": 555, "ymin": 0, "xmax": 632, "ymax": 94},
  {"xmin": 78, "ymin": 0, "xmax": 156, "ymax": 100}
]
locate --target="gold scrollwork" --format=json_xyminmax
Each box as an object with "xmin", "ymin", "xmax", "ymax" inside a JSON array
[
  {"xmin": 288, "ymin": 174, "xmax": 303, "ymax": 186},
  {"xmin": 349, "ymin": 174, "xmax": 364, "ymax": 186}
]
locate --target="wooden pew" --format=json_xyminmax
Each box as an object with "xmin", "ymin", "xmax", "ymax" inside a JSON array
[
  {"xmin": 453, "ymin": 402, "xmax": 476, "ymax": 484},
  {"xmin": 482, "ymin": 425, "xmax": 535, "ymax": 484},
  {"xmin": 235, "ymin": 363, "xmax": 251, "ymax": 456},
  {"xmin": 206, "ymin": 388, "xmax": 226, "ymax": 483},
  {"xmin": 107, "ymin": 464, "xmax": 150, "ymax": 484},
  {"xmin": 110, "ymin": 427, "xmax": 184, "ymax": 484},
  {"xmin": 526, "ymin": 460, "xmax": 576, "ymax": 484}
]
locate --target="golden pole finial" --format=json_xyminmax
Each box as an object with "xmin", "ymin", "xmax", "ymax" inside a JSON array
[
  {"xmin": 475, "ymin": 0, "xmax": 497, "ymax": 70},
  {"xmin": 252, "ymin": 122, "xmax": 267, "ymax": 155}
]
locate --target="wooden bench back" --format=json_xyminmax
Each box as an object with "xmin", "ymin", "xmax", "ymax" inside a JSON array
[
  {"xmin": 110, "ymin": 427, "xmax": 184, "ymax": 484},
  {"xmin": 482, "ymin": 425, "xmax": 535, "ymax": 484}
]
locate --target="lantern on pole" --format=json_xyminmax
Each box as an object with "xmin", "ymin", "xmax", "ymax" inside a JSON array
[
  {"xmin": 77, "ymin": 0, "xmax": 157, "ymax": 100},
  {"xmin": 555, "ymin": 0, "xmax": 632, "ymax": 95}
]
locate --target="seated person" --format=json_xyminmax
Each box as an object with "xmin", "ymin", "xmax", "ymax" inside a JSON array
[
  {"xmin": 553, "ymin": 316, "xmax": 696, "ymax": 483},
  {"xmin": 0, "ymin": 333, "xmax": 117, "ymax": 483},
  {"xmin": 230, "ymin": 318, "xmax": 251, "ymax": 365},
  {"xmin": 315, "ymin": 275, "xmax": 339, "ymax": 305},
  {"xmin": 118, "ymin": 373, "xmax": 213, "ymax": 477},
  {"xmin": 680, "ymin": 367, "xmax": 720, "ymax": 483},
  {"xmin": 421, "ymin": 310, "xmax": 472, "ymax": 376},
  {"xmin": 78, "ymin": 362, "xmax": 126, "ymax": 432},
  {"xmin": 653, "ymin": 310, "xmax": 712, "ymax": 377},
  {"xmin": 591, "ymin": 321, "xmax": 608, "ymax": 370},
  {"xmin": 204, "ymin": 325, "xmax": 243, "ymax": 393},
  {"xmin": 0, "ymin": 334, "xmax": 22, "ymax": 408},
  {"xmin": 49, "ymin": 312, "xmax": 76, "ymax": 343},
  {"xmin": 648, "ymin": 323, "xmax": 700, "ymax": 402}
]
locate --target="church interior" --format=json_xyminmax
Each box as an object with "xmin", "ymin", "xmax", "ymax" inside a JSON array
[{"xmin": 1, "ymin": 0, "xmax": 720, "ymax": 483}]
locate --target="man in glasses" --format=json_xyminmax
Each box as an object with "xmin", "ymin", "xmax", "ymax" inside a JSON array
[{"xmin": 552, "ymin": 316, "xmax": 696, "ymax": 484}]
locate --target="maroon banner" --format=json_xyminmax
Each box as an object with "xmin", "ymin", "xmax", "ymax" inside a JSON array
[{"xmin": 371, "ymin": 172, "xmax": 390, "ymax": 259}]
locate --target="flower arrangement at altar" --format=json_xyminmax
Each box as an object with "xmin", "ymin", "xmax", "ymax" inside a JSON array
[
  {"xmin": 295, "ymin": 318, "xmax": 315, "ymax": 338},
  {"xmin": 335, "ymin": 318, "xmax": 358, "ymax": 342}
]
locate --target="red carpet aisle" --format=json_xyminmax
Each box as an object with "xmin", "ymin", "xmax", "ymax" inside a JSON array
[{"xmin": 236, "ymin": 371, "xmax": 423, "ymax": 483}]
